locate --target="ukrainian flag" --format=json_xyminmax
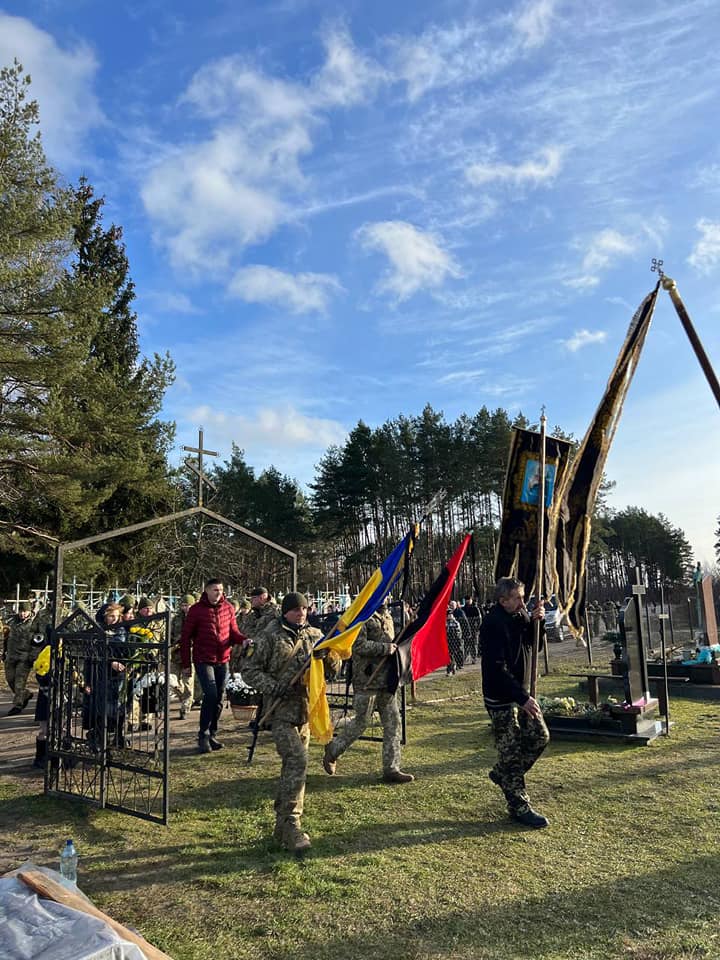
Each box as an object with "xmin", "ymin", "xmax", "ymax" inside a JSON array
[{"xmin": 307, "ymin": 526, "xmax": 417, "ymax": 743}]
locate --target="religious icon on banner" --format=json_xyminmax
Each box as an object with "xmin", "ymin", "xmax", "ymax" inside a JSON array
[{"xmin": 519, "ymin": 460, "xmax": 557, "ymax": 508}]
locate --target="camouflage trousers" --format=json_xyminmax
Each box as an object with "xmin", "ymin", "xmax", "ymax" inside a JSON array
[
  {"xmin": 170, "ymin": 657, "xmax": 193, "ymax": 704},
  {"xmin": 488, "ymin": 705, "xmax": 550, "ymax": 814},
  {"xmin": 327, "ymin": 689, "xmax": 402, "ymax": 775},
  {"xmin": 5, "ymin": 655, "xmax": 32, "ymax": 708},
  {"xmin": 272, "ymin": 720, "xmax": 310, "ymax": 821}
]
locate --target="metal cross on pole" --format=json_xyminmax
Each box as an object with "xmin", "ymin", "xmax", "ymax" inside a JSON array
[{"xmin": 182, "ymin": 427, "xmax": 219, "ymax": 507}]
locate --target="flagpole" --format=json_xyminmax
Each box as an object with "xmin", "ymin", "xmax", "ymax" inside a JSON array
[
  {"xmin": 531, "ymin": 411, "xmax": 547, "ymax": 698},
  {"xmin": 365, "ymin": 532, "xmax": 472, "ymax": 689},
  {"xmin": 661, "ymin": 275, "xmax": 720, "ymax": 410}
]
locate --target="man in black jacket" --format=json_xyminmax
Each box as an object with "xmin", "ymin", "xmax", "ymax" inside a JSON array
[{"xmin": 480, "ymin": 577, "xmax": 549, "ymax": 828}]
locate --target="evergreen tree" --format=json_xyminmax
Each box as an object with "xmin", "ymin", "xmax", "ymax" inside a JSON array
[
  {"xmin": 0, "ymin": 63, "xmax": 175, "ymax": 589},
  {"xmin": 0, "ymin": 61, "xmax": 93, "ymax": 574},
  {"xmin": 64, "ymin": 178, "xmax": 176, "ymax": 544}
]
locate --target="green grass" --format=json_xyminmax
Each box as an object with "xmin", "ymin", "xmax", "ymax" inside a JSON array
[{"xmin": 2, "ymin": 670, "xmax": 719, "ymax": 960}]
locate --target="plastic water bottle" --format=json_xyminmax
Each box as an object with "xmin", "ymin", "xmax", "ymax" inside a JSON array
[{"xmin": 59, "ymin": 839, "xmax": 78, "ymax": 887}]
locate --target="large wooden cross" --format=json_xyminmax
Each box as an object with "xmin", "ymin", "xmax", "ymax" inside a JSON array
[{"xmin": 182, "ymin": 428, "xmax": 218, "ymax": 507}]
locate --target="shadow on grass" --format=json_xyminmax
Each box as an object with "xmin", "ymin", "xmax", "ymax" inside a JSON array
[
  {"xmin": 84, "ymin": 813, "xmax": 516, "ymax": 896},
  {"xmin": 259, "ymin": 853, "xmax": 720, "ymax": 960}
]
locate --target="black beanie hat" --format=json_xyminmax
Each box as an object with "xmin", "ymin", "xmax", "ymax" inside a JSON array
[{"xmin": 281, "ymin": 592, "xmax": 308, "ymax": 616}]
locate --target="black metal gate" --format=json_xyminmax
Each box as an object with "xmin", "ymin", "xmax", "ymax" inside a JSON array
[{"xmin": 46, "ymin": 608, "xmax": 171, "ymax": 823}]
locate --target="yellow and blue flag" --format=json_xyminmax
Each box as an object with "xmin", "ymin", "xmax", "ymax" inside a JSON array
[{"xmin": 307, "ymin": 526, "xmax": 417, "ymax": 743}]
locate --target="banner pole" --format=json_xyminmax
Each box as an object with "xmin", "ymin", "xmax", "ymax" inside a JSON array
[
  {"xmin": 662, "ymin": 275, "xmax": 720, "ymax": 410},
  {"xmin": 531, "ymin": 411, "xmax": 547, "ymax": 698}
]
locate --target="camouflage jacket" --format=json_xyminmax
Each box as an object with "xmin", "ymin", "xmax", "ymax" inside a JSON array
[
  {"xmin": 6, "ymin": 617, "xmax": 37, "ymax": 659},
  {"xmin": 242, "ymin": 618, "xmax": 322, "ymax": 725},
  {"xmin": 238, "ymin": 602, "xmax": 280, "ymax": 640},
  {"xmin": 351, "ymin": 609, "xmax": 396, "ymax": 692},
  {"xmin": 170, "ymin": 610, "xmax": 188, "ymax": 655}
]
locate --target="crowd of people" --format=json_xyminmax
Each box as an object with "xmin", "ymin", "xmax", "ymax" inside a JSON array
[{"xmin": 2, "ymin": 579, "xmax": 553, "ymax": 851}]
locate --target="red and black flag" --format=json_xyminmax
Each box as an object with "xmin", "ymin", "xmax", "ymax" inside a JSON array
[
  {"xmin": 494, "ymin": 428, "xmax": 573, "ymax": 599},
  {"xmin": 387, "ymin": 534, "xmax": 471, "ymax": 693},
  {"xmin": 548, "ymin": 284, "xmax": 660, "ymax": 636}
]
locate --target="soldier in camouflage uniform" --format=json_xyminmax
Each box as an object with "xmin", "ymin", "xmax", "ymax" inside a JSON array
[
  {"xmin": 0, "ymin": 609, "xmax": 10, "ymax": 663},
  {"xmin": 242, "ymin": 592, "xmax": 340, "ymax": 853},
  {"xmin": 170, "ymin": 595, "xmax": 196, "ymax": 718},
  {"xmin": 238, "ymin": 586, "xmax": 280, "ymax": 639},
  {"xmin": 480, "ymin": 578, "xmax": 550, "ymax": 829},
  {"xmin": 322, "ymin": 604, "xmax": 414, "ymax": 784},
  {"xmin": 233, "ymin": 586, "xmax": 279, "ymax": 671},
  {"xmin": 5, "ymin": 601, "xmax": 36, "ymax": 715}
]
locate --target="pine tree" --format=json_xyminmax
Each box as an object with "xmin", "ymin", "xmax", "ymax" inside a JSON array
[
  {"xmin": 0, "ymin": 61, "xmax": 94, "ymax": 572},
  {"xmin": 64, "ymin": 178, "xmax": 176, "ymax": 545},
  {"xmin": 0, "ymin": 63, "xmax": 175, "ymax": 589}
]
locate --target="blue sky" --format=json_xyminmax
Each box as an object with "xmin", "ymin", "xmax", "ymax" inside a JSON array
[{"xmin": 3, "ymin": 0, "xmax": 719, "ymax": 563}]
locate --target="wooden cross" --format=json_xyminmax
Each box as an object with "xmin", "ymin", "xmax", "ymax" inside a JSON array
[{"xmin": 182, "ymin": 427, "xmax": 218, "ymax": 507}]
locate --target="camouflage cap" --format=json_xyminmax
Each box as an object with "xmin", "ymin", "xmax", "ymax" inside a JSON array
[
  {"xmin": 138, "ymin": 597, "xmax": 153, "ymax": 611},
  {"xmin": 119, "ymin": 595, "xmax": 135, "ymax": 612},
  {"xmin": 182, "ymin": 594, "xmax": 196, "ymax": 606},
  {"xmin": 18, "ymin": 601, "xmax": 31, "ymax": 612}
]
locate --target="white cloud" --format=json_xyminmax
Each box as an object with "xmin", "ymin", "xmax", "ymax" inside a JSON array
[
  {"xmin": 182, "ymin": 60, "xmax": 309, "ymax": 122},
  {"xmin": 581, "ymin": 229, "xmax": 637, "ymax": 273},
  {"xmin": 356, "ymin": 220, "xmax": 461, "ymax": 300},
  {"xmin": 564, "ymin": 228, "xmax": 638, "ymax": 289},
  {"xmin": 687, "ymin": 219, "xmax": 720, "ymax": 275},
  {"xmin": 466, "ymin": 146, "xmax": 563, "ymax": 187},
  {"xmin": 312, "ymin": 27, "xmax": 386, "ymax": 107},
  {"xmin": 389, "ymin": 3, "xmax": 556, "ymax": 103},
  {"xmin": 146, "ymin": 291, "xmax": 200, "ymax": 314},
  {"xmin": 141, "ymin": 30, "xmax": 385, "ymax": 270},
  {"xmin": 0, "ymin": 13, "xmax": 104, "ymax": 166},
  {"xmin": 560, "ymin": 329, "xmax": 608, "ymax": 352},
  {"xmin": 437, "ymin": 369, "xmax": 485, "ymax": 384},
  {"xmin": 391, "ymin": 35, "xmax": 447, "ymax": 102},
  {"xmin": 228, "ymin": 265, "xmax": 342, "ymax": 314},
  {"xmin": 693, "ymin": 163, "xmax": 720, "ymax": 191},
  {"xmin": 190, "ymin": 404, "xmax": 347, "ymax": 449},
  {"xmin": 141, "ymin": 130, "xmax": 295, "ymax": 270},
  {"xmin": 513, "ymin": 0, "xmax": 558, "ymax": 49},
  {"xmin": 436, "ymin": 369, "xmax": 534, "ymax": 398},
  {"xmin": 563, "ymin": 275, "xmax": 600, "ymax": 291}
]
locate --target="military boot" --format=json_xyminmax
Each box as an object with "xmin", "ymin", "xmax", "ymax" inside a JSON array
[
  {"xmin": 510, "ymin": 805, "xmax": 549, "ymax": 829},
  {"xmin": 382, "ymin": 770, "xmax": 415, "ymax": 784},
  {"xmin": 283, "ymin": 818, "xmax": 311, "ymax": 853},
  {"xmin": 33, "ymin": 738, "xmax": 47, "ymax": 770},
  {"xmin": 322, "ymin": 743, "xmax": 336, "ymax": 775}
]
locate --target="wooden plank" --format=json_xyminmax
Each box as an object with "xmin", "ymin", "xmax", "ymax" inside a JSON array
[{"xmin": 17, "ymin": 870, "xmax": 173, "ymax": 960}]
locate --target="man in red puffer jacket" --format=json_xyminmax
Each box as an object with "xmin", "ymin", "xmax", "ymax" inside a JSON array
[{"xmin": 180, "ymin": 579, "xmax": 246, "ymax": 754}]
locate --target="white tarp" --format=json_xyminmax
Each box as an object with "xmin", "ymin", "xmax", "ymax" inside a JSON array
[{"xmin": 0, "ymin": 865, "xmax": 147, "ymax": 960}]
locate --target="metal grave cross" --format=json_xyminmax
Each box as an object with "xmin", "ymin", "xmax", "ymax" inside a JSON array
[{"xmin": 182, "ymin": 427, "xmax": 218, "ymax": 507}]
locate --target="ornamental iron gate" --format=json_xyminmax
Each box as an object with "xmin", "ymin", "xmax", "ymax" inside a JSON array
[{"xmin": 46, "ymin": 608, "xmax": 171, "ymax": 824}]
